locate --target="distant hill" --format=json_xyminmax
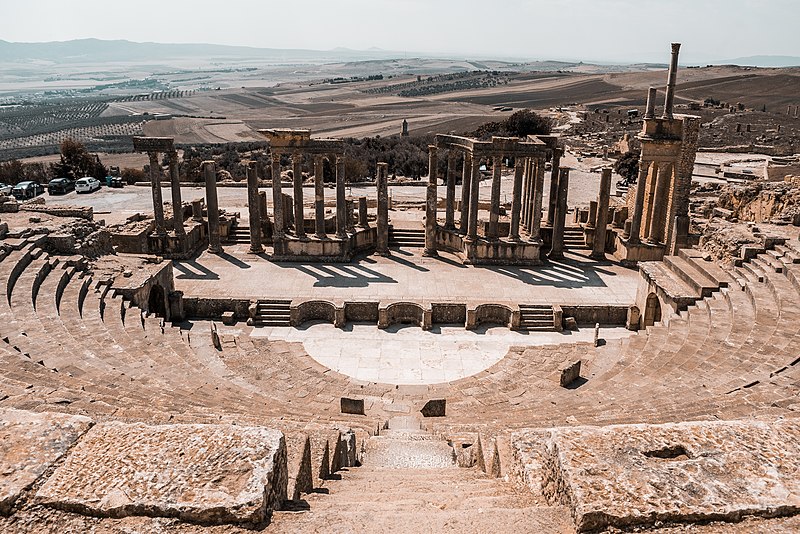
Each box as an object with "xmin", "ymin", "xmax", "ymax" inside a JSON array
[
  {"xmin": 713, "ymin": 55, "xmax": 800, "ymax": 67},
  {"xmin": 0, "ymin": 38, "xmax": 401, "ymax": 63}
]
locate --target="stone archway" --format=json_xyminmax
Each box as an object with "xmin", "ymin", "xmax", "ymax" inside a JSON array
[
  {"xmin": 148, "ymin": 284, "xmax": 167, "ymax": 318},
  {"xmin": 643, "ymin": 292, "xmax": 661, "ymax": 327}
]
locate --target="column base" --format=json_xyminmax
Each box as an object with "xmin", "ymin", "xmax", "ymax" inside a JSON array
[
  {"xmin": 248, "ymin": 246, "xmax": 265, "ymax": 255},
  {"xmin": 422, "ymin": 248, "xmax": 439, "ymax": 257},
  {"xmin": 589, "ymin": 251, "xmax": 606, "ymax": 261},
  {"xmin": 208, "ymin": 245, "xmax": 223, "ymax": 255}
]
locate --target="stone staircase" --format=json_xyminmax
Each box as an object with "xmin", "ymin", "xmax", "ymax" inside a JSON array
[
  {"xmin": 389, "ymin": 227, "xmax": 425, "ymax": 248},
  {"xmin": 225, "ymin": 224, "xmax": 251, "ymax": 244},
  {"xmin": 562, "ymin": 226, "xmax": 587, "ymax": 250},
  {"xmin": 518, "ymin": 304, "xmax": 555, "ymax": 331},
  {"xmin": 253, "ymin": 299, "xmax": 292, "ymax": 326},
  {"xmin": 270, "ymin": 416, "xmax": 566, "ymax": 533}
]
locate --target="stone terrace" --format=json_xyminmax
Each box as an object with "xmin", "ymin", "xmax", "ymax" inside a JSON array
[{"xmin": 174, "ymin": 245, "xmax": 637, "ymax": 306}]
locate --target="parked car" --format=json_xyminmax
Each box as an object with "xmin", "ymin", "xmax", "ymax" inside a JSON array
[
  {"xmin": 0, "ymin": 183, "xmax": 12, "ymax": 196},
  {"xmin": 11, "ymin": 181, "xmax": 44, "ymax": 200},
  {"xmin": 47, "ymin": 177, "xmax": 74, "ymax": 195},
  {"xmin": 75, "ymin": 177, "xmax": 101, "ymax": 194}
]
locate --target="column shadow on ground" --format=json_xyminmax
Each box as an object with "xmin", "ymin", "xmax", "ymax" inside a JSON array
[
  {"xmin": 172, "ymin": 260, "xmax": 219, "ymax": 280},
  {"xmin": 282, "ymin": 263, "xmax": 398, "ymax": 288}
]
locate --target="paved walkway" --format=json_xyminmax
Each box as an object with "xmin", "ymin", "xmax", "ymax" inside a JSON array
[
  {"xmin": 174, "ymin": 245, "xmax": 638, "ymax": 306},
  {"xmin": 250, "ymin": 323, "xmax": 634, "ymax": 385}
]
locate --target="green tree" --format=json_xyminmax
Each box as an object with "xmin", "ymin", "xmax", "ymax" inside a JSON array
[{"xmin": 50, "ymin": 138, "xmax": 106, "ymax": 180}]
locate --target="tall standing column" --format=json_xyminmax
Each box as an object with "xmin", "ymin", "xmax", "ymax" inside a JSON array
[
  {"xmin": 521, "ymin": 159, "xmax": 530, "ymax": 232},
  {"xmin": 647, "ymin": 163, "xmax": 673, "ymax": 245},
  {"xmin": 168, "ymin": 150, "xmax": 184, "ymax": 236},
  {"xmin": 376, "ymin": 162, "xmax": 390, "ymax": 255},
  {"xmin": 314, "ymin": 156, "xmax": 326, "ymax": 239},
  {"xmin": 445, "ymin": 152, "xmax": 457, "ymax": 230},
  {"xmin": 546, "ymin": 149, "xmax": 562, "ymax": 226},
  {"xmin": 292, "ymin": 153, "xmax": 306, "ymax": 239},
  {"xmin": 644, "ymin": 87, "xmax": 658, "ymax": 119},
  {"xmin": 202, "ymin": 160, "xmax": 222, "ymax": 254},
  {"xmin": 509, "ymin": 158, "xmax": 524, "ymax": 240},
  {"xmin": 591, "ymin": 168, "xmax": 612, "ymax": 260},
  {"xmin": 627, "ymin": 162, "xmax": 650, "ymax": 245},
  {"xmin": 335, "ymin": 155, "xmax": 347, "ymax": 239},
  {"xmin": 459, "ymin": 152, "xmax": 472, "ymax": 235},
  {"xmin": 549, "ymin": 168, "xmax": 570, "ymax": 259},
  {"xmin": 424, "ymin": 145, "xmax": 439, "ymax": 257},
  {"xmin": 246, "ymin": 161, "xmax": 263, "ymax": 254},
  {"xmin": 662, "ymin": 43, "xmax": 681, "ymax": 119},
  {"xmin": 531, "ymin": 158, "xmax": 546, "ymax": 242},
  {"xmin": 148, "ymin": 152, "xmax": 166, "ymax": 236},
  {"xmin": 467, "ymin": 157, "xmax": 481, "ymax": 241},
  {"xmin": 487, "ymin": 155, "xmax": 502, "ymax": 240},
  {"xmin": 271, "ymin": 153, "xmax": 284, "ymax": 239}
]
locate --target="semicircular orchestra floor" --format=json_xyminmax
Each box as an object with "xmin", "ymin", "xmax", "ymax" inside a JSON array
[{"xmin": 251, "ymin": 323, "xmax": 636, "ymax": 385}]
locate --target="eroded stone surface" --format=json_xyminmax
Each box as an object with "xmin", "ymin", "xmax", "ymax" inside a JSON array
[
  {"xmin": 35, "ymin": 422, "xmax": 287, "ymax": 526},
  {"xmin": 514, "ymin": 419, "xmax": 800, "ymax": 532},
  {"xmin": 0, "ymin": 408, "xmax": 93, "ymax": 515}
]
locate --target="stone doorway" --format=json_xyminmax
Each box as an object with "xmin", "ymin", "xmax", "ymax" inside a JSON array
[
  {"xmin": 148, "ymin": 284, "xmax": 168, "ymax": 318},
  {"xmin": 643, "ymin": 293, "xmax": 661, "ymax": 327}
]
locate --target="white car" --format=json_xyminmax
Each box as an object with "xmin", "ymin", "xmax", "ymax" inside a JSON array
[{"xmin": 75, "ymin": 177, "xmax": 101, "ymax": 193}]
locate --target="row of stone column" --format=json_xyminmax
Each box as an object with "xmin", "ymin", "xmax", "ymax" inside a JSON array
[
  {"xmin": 146, "ymin": 150, "xmax": 184, "ymax": 238},
  {"xmin": 624, "ymin": 159, "xmax": 675, "ymax": 246},
  {"xmin": 270, "ymin": 153, "xmax": 347, "ymax": 242},
  {"xmin": 425, "ymin": 146, "xmax": 563, "ymax": 255}
]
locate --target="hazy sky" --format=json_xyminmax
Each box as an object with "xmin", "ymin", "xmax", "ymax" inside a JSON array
[{"xmin": 3, "ymin": 0, "xmax": 799, "ymax": 62}]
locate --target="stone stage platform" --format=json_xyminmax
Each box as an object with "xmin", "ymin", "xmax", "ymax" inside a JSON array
[{"xmin": 173, "ymin": 245, "xmax": 638, "ymax": 308}]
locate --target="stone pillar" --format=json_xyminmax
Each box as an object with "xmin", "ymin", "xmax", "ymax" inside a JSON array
[
  {"xmin": 591, "ymin": 168, "xmax": 612, "ymax": 260},
  {"xmin": 259, "ymin": 191, "xmax": 268, "ymax": 221},
  {"xmin": 292, "ymin": 153, "xmax": 306, "ymax": 239},
  {"xmin": 627, "ymin": 161, "xmax": 650, "ymax": 245},
  {"xmin": 246, "ymin": 161, "xmax": 263, "ymax": 254},
  {"xmin": 191, "ymin": 199, "xmax": 203, "ymax": 221},
  {"xmin": 314, "ymin": 156, "xmax": 326, "ymax": 239},
  {"xmin": 521, "ymin": 159, "xmax": 530, "ymax": 231},
  {"xmin": 203, "ymin": 160, "xmax": 222, "ymax": 254},
  {"xmin": 523, "ymin": 158, "xmax": 534, "ymax": 231},
  {"xmin": 530, "ymin": 158, "xmax": 546, "ymax": 242},
  {"xmin": 358, "ymin": 197, "xmax": 369, "ymax": 228},
  {"xmin": 549, "ymin": 168, "xmax": 570, "ymax": 259},
  {"xmin": 587, "ymin": 201, "xmax": 598, "ymax": 229},
  {"xmin": 445, "ymin": 152, "xmax": 457, "ymax": 230},
  {"xmin": 662, "ymin": 43, "xmax": 681, "ymax": 119},
  {"xmin": 644, "ymin": 87, "xmax": 658, "ymax": 119},
  {"xmin": 168, "ymin": 151, "xmax": 184, "ymax": 236},
  {"xmin": 467, "ymin": 157, "xmax": 481, "ymax": 241},
  {"xmin": 335, "ymin": 155, "xmax": 347, "ymax": 239},
  {"xmin": 424, "ymin": 145, "xmax": 438, "ymax": 257},
  {"xmin": 647, "ymin": 163, "xmax": 673, "ymax": 245},
  {"xmin": 271, "ymin": 153, "xmax": 284, "ymax": 239},
  {"xmin": 487, "ymin": 155, "xmax": 502, "ymax": 240},
  {"xmin": 459, "ymin": 152, "xmax": 472, "ymax": 235},
  {"xmin": 148, "ymin": 152, "xmax": 166, "ymax": 236},
  {"xmin": 376, "ymin": 162, "xmax": 389, "ymax": 255},
  {"xmin": 509, "ymin": 157, "xmax": 524, "ymax": 240},
  {"xmin": 546, "ymin": 149, "xmax": 562, "ymax": 226},
  {"xmin": 642, "ymin": 162, "xmax": 660, "ymax": 241}
]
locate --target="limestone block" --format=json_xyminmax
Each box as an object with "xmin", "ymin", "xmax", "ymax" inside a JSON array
[
  {"xmin": 558, "ymin": 361, "xmax": 581, "ymax": 387},
  {"xmin": 0, "ymin": 409, "xmax": 92, "ymax": 515},
  {"xmin": 514, "ymin": 419, "xmax": 800, "ymax": 532},
  {"xmin": 420, "ymin": 399, "xmax": 446, "ymax": 418},
  {"xmin": 340, "ymin": 397, "xmax": 365, "ymax": 415},
  {"xmin": 35, "ymin": 422, "xmax": 287, "ymax": 526}
]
